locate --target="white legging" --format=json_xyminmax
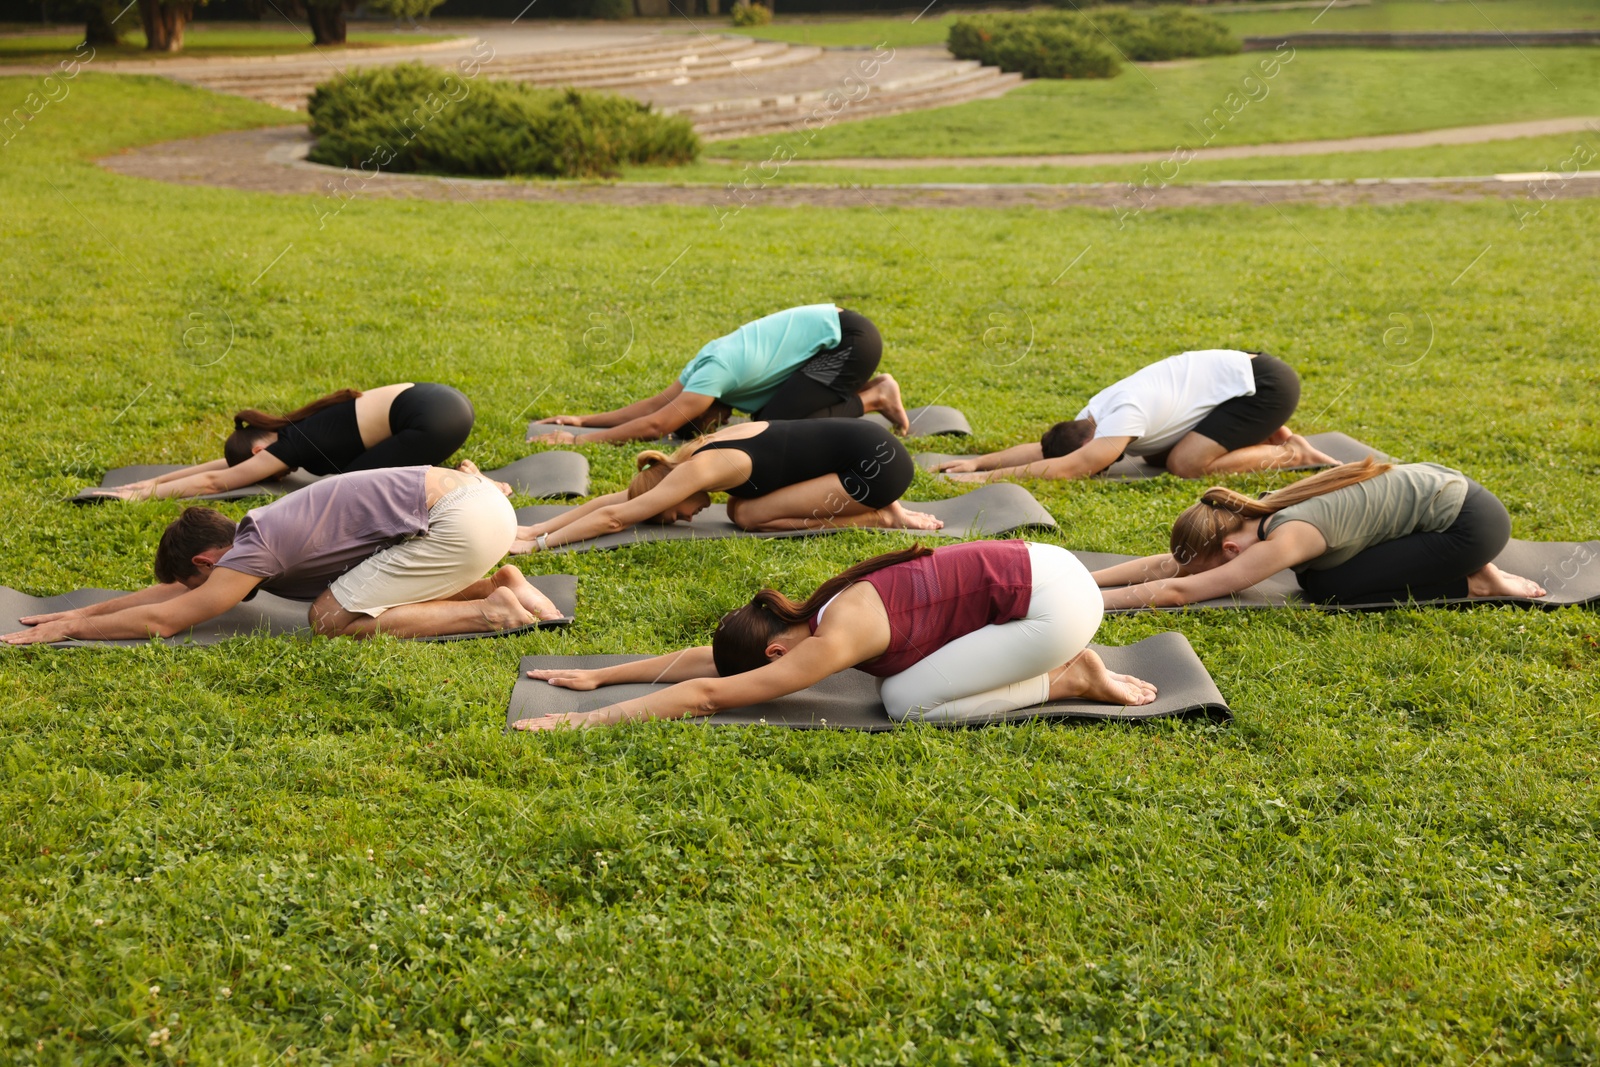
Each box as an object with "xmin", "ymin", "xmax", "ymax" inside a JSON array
[{"xmin": 879, "ymin": 543, "xmax": 1104, "ymax": 723}]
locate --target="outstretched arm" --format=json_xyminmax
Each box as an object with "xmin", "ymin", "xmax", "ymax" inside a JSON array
[
  {"xmin": 89, "ymin": 452, "xmax": 290, "ymax": 501},
  {"xmin": 513, "ymin": 632, "xmax": 861, "ymax": 730},
  {"xmin": 529, "ymin": 385, "xmax": 717, "ymax": 445},
  {"xmin": 1100, "ymin": 527, "xmax": 1321, "ymax": 610},
  {"xmin": 935, "ymin": 442, "xmax": 1043, "ymax": 474},
  {"xmin": 945, "ymin": 436, "xmax": 1130, "ymax": 484},
  {"xmin": 1093, "ymin": 553, "xmax": 1185, "ymax": 588},
  {"xmin": 3, "ymin": 568, "xmax": 263, "ymax": 645},
  {"xmin": 513, "ymin": 463, "xmax": 725, "ymax": 551},
  {"xmin": 16, "ymin": 582, "xmax": 191, "ymax": 626},
  {"xmin": 527, "ymin": 646, "xmax": 719, "ymax": 691}
]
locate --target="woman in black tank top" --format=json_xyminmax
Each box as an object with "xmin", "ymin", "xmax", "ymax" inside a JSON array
[
  {"xmin": 512, "ymin": 418, "xmax": 937, "ymax": 553},
  {"xmin": 84, "ymin": 383, "xmax": 482, "ymax": 501}
]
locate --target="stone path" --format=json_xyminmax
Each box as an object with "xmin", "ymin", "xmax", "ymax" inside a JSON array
[
  {"xmin": 99, "ymin": 124, "xmax": 1600, "ymax": 210},
  {"xmin": 737, "ymin": 117, "xmax": 1600, "ymax": 169}
]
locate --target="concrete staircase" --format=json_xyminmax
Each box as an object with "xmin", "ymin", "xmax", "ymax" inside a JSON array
[{"xmin": 160, "ymin": 34, "xmax": 1021, "ymax": 140}]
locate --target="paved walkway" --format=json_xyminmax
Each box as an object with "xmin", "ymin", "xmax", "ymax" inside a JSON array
[
  {"xmin": 738, "ymin": 117, "xmax": 1600, "ymax": 169},
  {"xmin": 99, "ymin": 124, "xmax": 1600, "ymax": 210}
]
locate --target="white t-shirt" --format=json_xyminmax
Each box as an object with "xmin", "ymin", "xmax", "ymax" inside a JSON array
[{"xmin": 1077, "ymin": 349, "xmax": 1257, "ymax": 457}]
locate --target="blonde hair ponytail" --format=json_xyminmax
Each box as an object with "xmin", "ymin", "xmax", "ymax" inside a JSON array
[{"xmin": 1170, "ymin": 457, "xmax": 1394, "ymax": 567}]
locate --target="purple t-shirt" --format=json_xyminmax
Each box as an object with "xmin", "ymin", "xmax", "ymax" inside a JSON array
[{"xmin": 218, "ymin": 467, "xmax": 430, "ymax": 600}]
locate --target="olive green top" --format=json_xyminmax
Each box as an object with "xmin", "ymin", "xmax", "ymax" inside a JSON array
[{"xmin": 1263, "ymin": 462, "xmax": 1469, "ymax": 572}]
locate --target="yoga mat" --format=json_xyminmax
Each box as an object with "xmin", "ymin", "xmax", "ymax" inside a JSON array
[
  {"xmin": 917, "ymin": 432, "xmax": 1394, "ymax": 481},
  {"xmin": 72, "ymin": 455, "xmax": 590, "ymax": 503},
  {"xmin": 1076, "ymin": 540, "xmax": 1600, "ymax": 612},
  {"xmin": 532, "ymin": 405, "xmax": 973, "ymax": 446},
  {"xmin": 0, "ymin": 574, "xmax": 578, "ymax": 647},
  {"xmin": 513, "ymin": 483, "xmax": 1057, "ymax": 554},
  {"xmin": 506, "ymin": 633, "xmax": 1230, "ymax": 731}
]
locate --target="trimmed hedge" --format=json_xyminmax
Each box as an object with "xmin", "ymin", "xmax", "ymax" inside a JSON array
[
  {"xmin": 949, "ymin": 7, "xmax": 1239, "ymax": 79},
  {"xmin": 307, "ymin": 64, "xmax": 700, "ymax": 179}
]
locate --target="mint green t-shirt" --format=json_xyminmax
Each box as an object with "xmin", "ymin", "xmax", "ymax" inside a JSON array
[
  {"xmin": 1263, "ymin": 462, "xmax": 1469, "ymax": 572},
  {"xmin": 677, "ymin": 304, "xmax": 843, "ymax": 414}
]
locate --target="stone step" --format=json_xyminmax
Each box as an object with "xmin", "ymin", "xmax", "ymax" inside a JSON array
[
  {"xmin": 694, "ymin": 67, "xmax": 1021, "ymax": 140},
  {"xmin": 659, "ymin": 58, "xmax": 984, "ymax": 117}
]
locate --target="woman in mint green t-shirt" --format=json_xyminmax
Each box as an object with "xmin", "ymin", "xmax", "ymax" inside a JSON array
[
  {"xmin": 1096, "ymin": 459, "xmax": 1546, "ymax": 609},
  {"xmin": 527, "ymin": 306, "xmax": 911, "ymax": 446}
]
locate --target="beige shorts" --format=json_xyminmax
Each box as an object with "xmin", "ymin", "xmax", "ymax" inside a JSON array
[{"xmin": 328, "ymin": 478, "xmax": 515, "ymax": 617}]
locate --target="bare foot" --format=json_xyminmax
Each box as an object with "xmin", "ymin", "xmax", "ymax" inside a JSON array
[
  {"xmin": 1270, "ymin": 433, "xmax": 1337, "ymax": 470},
  {"xmin": 1047, "ymin": 650, "xmax": 1158, "ymax": 706},
  {"xmin": 479, "ymin": 586, "xmax": 537, "ymax": 632},
  {"xmin": 1265, "ymin": 425, "xmax": 1293, "ymax": 446},
  {"xmin": 492, "ymin": 565, "xmax": 565, "ymax": 620},
  {"xmin": 1467, "ymin": 562, "xmax": 1546, "ymax": 599},
  {"xmin": 455, "ymin": 460, "xmax": 514, "ymax": 497},
  {"xmin": 882, "ymin": 501, "xmax": 944, "ymax": 531},
  {"xmin": 859, "ymin": 374, "xmax": 911, "ymax": 435}
]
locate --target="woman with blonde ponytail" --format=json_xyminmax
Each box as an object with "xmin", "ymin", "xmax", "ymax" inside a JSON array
[
  {"xmin": 87, "ymin": 383, "xmax": 487, "ymax": 500},
  {"xmin": 512, "ymin": 418, "xmax": 939, "ymax": 553},
  {"xmin": 513, "ymin": 540, "xmax": 1156, "ymax": 731},
  {"xmin": 1097, "ymin": 458, "xmax": 1546, "ymax": 608}
]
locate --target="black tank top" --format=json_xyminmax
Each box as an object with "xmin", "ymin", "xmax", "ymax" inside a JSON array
[
  {"xmin": 264, "ymin": 401, "xmax": 366, "ymax": 475},
  {"xmin": 695, "ymin": 418, "xmax": 890, "ymax": 499}
]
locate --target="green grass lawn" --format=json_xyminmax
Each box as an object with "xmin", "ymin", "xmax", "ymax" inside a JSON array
[
  {"xmin": 712, "ymin": 47, "xmax": 1600, "ymax": 160},
  {"xmin": 3, "ymin": 74, "xmax": 1600, "ymax": 1065},
  {"xmin": 0, "ymin": 26, "xmax": 456, "ymax": 65},
  {"xmin": 627, "ymin": 129, "xmax": 1600, "ymax": 185},
  {"xmin": 723, "ymin": 0, "xmax": 1600, "ymax": 49}
]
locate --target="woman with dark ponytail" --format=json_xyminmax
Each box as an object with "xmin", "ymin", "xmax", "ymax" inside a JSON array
[
  {"xmin": 89, "ymin": 383, "xmax": 486, "ymax": 500},
  {"xmin": 512, "ymin": 540, "xmax": 1156, "ymax": 731},
  {"xmin": 1096, "ymin": 458, "xmax": 1546, "ymax": 608},
  {"xmin": 511, "ymin": 418, "xmax": 939, "ymax": 553}
]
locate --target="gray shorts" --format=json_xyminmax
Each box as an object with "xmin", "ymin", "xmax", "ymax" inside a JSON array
[{"xmin": 328, "ymin": 478, "xmax": 515, "ymax": 617}]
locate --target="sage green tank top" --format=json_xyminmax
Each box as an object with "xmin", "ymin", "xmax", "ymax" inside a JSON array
[{"xmin": 1262, "ymin": 462, "xmax": 1469, "ymax": 572}]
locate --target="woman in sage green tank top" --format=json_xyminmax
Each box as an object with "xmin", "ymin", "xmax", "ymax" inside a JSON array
[{"xmin": 1096, "ymin": 458, "xmax": 1547, "ymax": 609}]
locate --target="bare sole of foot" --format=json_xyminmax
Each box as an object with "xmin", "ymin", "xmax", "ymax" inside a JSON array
[
  {"xmin": 884, "ymin": 503, "xmax": 944, "ymax": 531},
  {"xmin": 1277, "ymin": 433, "xmax": 1338, "ymax": 468},
  {"xmin": 454, "ymin": 460, "xmax": 514, "ymax": 497},
  {"xmin": 480, "ymin": 586, "xmax": 538, "ymax": 631},
  {"xmin": 1467, "ymin": 562, "xmax": 1547, "ymax": 598},
  {"xmin": 1048, "ymin": 649, "xmax": 1158, "ymax": 706},
  {"xmin": 493, "ymin": 565, "xmax": 564, "ymax": 620},
  {"xmin": 860, "ymin": 373, "xmax": 911, "ymax": 435}
]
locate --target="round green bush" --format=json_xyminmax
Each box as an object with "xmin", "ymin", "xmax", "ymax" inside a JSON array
[
  {"xmin": 949, "ymin": 7, "xmax": 1238, "ymax": 79},
  {"xmin": 306, "ymin": 64, "xmax": 700, "ymax": 180},
  {"xmin": 730, "ymin": 1, "xmax": 772, "ymax": 27}
]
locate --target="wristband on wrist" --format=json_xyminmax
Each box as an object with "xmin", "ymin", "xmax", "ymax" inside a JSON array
[{"xmin": 536, "ymin": 532, "xmax": 550, "ymax": 552}]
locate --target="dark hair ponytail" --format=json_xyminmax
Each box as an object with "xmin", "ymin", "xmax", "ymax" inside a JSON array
[
  {"xmin": 223, "ymin": 389, "xmax": 361, "ymax": 467},
  {"xmin": 711, "ymin": 544, "xmax": 934, "ymax": 677}
]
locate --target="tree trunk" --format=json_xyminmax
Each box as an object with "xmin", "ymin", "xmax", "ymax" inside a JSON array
[
  {"xmin": 84, "ymin": 2, "xmax": 124, "ymax": 44},
  {"xmin": 158, "ymin": 3, "xmax": 191, "ymax": 51},
  {"xmin": 138, "ymin": 0, "xmax": 167, "ymax": 50},
  {"xmin": 307, "ymin": 5, "xmax": 348, "ymax": 46}
]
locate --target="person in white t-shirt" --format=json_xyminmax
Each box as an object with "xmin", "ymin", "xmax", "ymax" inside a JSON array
[{"xmin": 941, "ymin": 350, "xmax": 1334, "ymax": 483}]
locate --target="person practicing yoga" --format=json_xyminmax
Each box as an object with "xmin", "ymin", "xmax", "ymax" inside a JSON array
[
  {"xmin": 4, "ymin": 466, "xmax": 563, "ymax": 645},
  {"xmin": 1095, "ymin": 458, "xmax": 1547, "ymax": 609},
  {"xmin": 527, "ymin": 305, "xmax": 912, "ymax": 446},
  {"xmin": 87, "ymin": 382, "xmax": 496, "ymax": 500},
  {"xmin": 939, "ymin": 349, "xmax": 1334, "ymax": 483},
  {"xmin": 512, "ymin": 418, "xmax": 941, "ymax": 553},
  {"xmin": 512, "ymin": 540, "xmax": 1156, "ymax": 730}
]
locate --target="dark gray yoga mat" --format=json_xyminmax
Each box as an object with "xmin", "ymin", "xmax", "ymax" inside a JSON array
[
  {"xmin": 1076, "ymin": 540, "xmax": 1600, "ymax": 612},
  {"xmin": 507, "ymin": 632, "xmax": 1229, "ymax": 731},
  {"xmin": 533, "ymin": 405, "xmax": 973, "ymax": 446},
  {"xmin": 0, "ymin": 574, "xmax": 578, "ymax": 647},
  {"xmin": 917, "ymin": 432, "xmax": 1394, "ymax": 481},
  {"xmin": 512, "ymin": 483, "xmax": 1056, "ymax": 554},
  {"xmin": 72, "ymin": 455, "xmax": 590, "ymax": 503}
]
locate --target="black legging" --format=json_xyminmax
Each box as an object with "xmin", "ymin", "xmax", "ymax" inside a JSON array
[
  {"xmin": 344, "ymin": 383, "xmax": 476, "ymax": 472},
  {"xmin": 752, "ymin": 310, "xmax": 883, "ymax": 422},
  {"xmin": 1297, "ymin": 481, "xmax": 1510, "ymax": 604}
]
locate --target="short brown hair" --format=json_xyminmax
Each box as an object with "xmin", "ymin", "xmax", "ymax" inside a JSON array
[
  {"xmin": 1040, "ymin": 419, "xmax": 1096, "ymax": 459},
  {"xmin": 153, "ymin": 508, "xmax": 238, "ymax": 584}
]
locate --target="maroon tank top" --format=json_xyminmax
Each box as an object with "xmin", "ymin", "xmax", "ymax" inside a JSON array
[{"xmin": 810, "ymin": 540, "xmax": 1034, "ymax": 678}]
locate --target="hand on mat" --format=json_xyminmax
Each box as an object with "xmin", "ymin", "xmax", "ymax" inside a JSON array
[
  {"xmin": 526, "ymin": 667, "xmax": 605, "ymax": 691},
  {"xmin": 85, "ymin": 482, "xmax": 154, "ymax": 501},
  {"xmin": 535, "ymin": 415, "xmax": 586, "ymax": 427},
  {"xmin": 511, "ymin": 712, "xmax": 586, "ymax": 731},
  {"xmin": 943, "ymin": 471, "xmax": 992, "ymax": 484},
  {"xmin": 526, "ymin": 428, "xmax": 578, "ymax": 446},
  {"xmin": 934, "ymin": 459, "xmax": 981, "ymax": 474},
  {"xmin": 2, "ymin": 619, "xmax": 72, "ymax": 645}
]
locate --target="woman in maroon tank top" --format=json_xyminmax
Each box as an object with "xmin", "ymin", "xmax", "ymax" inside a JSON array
[{"xmin": 512, "ymin": 541, "xmax": 1156, "ymax": 730}]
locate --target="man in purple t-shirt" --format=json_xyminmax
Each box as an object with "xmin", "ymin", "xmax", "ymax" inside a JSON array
[{"xmin": 4, "ymin": 467, "xmax": 562, "ymax": 644}]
